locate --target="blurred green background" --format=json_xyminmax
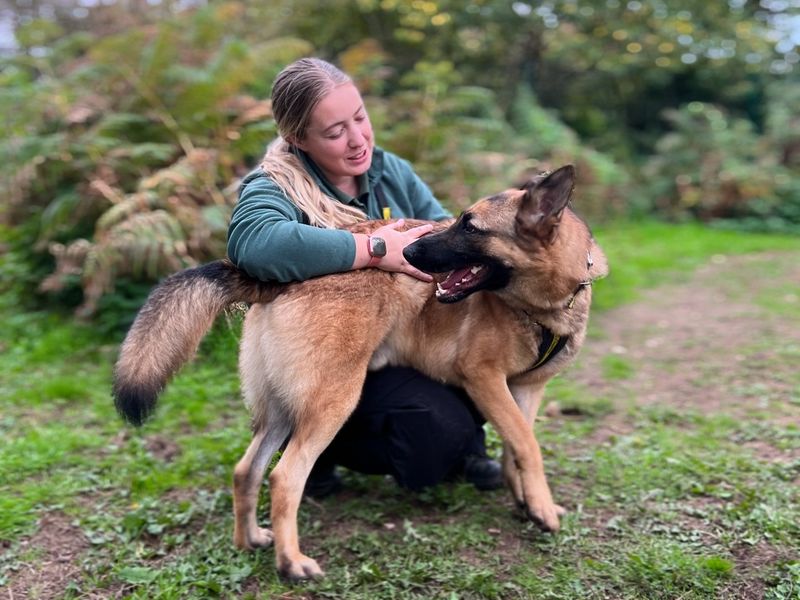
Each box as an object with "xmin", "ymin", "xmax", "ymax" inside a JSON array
[{"xmin": 1, "ymin": 0, "xmax": 798, "ymax": 324}]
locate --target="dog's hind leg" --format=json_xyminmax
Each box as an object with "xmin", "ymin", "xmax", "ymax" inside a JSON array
[
  {"xmin": 465, "ymin": 373, "xmax": 561, "ymax": 532},
  {"xmin": 232, "ymin": 405, "xmax": 291, "ymax": 551},
  {"xmin": 268, "ymin": 376, "xmax": 366, "ymax": 581}
]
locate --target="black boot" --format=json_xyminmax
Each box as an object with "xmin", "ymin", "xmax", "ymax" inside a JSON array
[
  {"xmin": 463, "ymin": 454, "xmax": 503, "ymax": 491},
  {"xmin": 303, "ymin": 466, "xmax": 343, "ymax": 499}
]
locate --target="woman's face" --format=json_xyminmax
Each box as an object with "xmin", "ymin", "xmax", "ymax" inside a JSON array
[{"xmin": 294, "ymin": 82, "xmax": 374, "ymax": 186}]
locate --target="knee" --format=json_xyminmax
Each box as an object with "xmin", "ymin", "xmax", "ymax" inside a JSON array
[{"xmin": 426, "ymin": 395, "xmax": 479, "ymax": 443}]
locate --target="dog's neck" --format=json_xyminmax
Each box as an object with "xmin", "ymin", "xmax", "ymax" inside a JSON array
[
  {"xmin": 512, "ymin": 249, "xmax": 596, "ymax": 318},
  {"xmin": 565, "ymin": 250, "xmax": 596, "ymax": 308},
  {"xmin": 513, "ymin": 252, "xmax": 595, "ymax": 373}
]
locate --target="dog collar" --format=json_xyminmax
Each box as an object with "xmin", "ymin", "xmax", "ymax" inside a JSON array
[
  {"xmin": 529, "ymin": 327, "xmax": 569, "ymax": 371},
  {"xmin": 566, "ymin": 251, "xmax": 595, "ymax": 308},
  {"xmin": 523, "ymin": 250, "xmax": 595, "ymax": 372},
  {"xmin": 566, "ymin": 280, "xmax": 592, "ymax": 309},
  {"xmin": 528, "ymin": 279, "xmax": 589, "ymax": 370}
]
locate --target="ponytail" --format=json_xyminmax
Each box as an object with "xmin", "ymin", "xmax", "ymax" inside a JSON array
[{"xmin": 259, "ymin": 138, "xmax": 366, "ymax": 229}]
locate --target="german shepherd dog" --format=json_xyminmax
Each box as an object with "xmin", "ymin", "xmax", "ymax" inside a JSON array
[{"xmin": 113, "ymin": 165, "xmax": 608, "ymax": 580}]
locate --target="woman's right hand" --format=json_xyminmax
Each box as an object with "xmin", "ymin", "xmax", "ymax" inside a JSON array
[{"xmin": 352, "ymin": 219, "xmax": 435, "ymax": 282}]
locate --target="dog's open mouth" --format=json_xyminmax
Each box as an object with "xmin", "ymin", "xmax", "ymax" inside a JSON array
[{"xmin": 435, "ymin": 265, "xmax": 490, "ymax": 302}]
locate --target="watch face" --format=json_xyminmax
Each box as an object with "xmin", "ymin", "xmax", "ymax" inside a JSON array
[{"xmin": 369, "ymin": 236, "xmax": 387, "ymax": 257}]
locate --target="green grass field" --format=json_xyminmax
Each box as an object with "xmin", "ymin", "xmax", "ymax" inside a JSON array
[{"xmin": 1, "ymin": 221, "xmax": 799, "ymax": 599}]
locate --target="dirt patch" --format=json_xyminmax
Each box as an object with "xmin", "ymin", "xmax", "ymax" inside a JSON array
[
  {"xmin": 144, "ymin": 435, "xmax": 182, "ymax": 463},
  {"xmin": 717, "ymin": 542, "xmax": 797, "ymax": 600},
  {"xmin": 742, "ymin": 440, "xmax": 800, "ymax": 464},
  {"xmin": 551, "ymin": 250, "xmax": 800, "ymax": 593},
  {"xmin": 4, "ymin": 512, "xmax": 89, "ymax": 600},
  {"xmin": 567, "ymin": 252, "xmax": 800, "ymax": 422}
]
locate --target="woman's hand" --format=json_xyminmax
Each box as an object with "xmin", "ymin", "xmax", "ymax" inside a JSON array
[{"xmin": 352, "ymin": 219, "xmax": 435, "ymax": 282}]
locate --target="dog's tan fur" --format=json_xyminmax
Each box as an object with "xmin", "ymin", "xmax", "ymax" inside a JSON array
[{"xmin": 113, "ymin": 165, "xmax": 608, "ymax": 580}]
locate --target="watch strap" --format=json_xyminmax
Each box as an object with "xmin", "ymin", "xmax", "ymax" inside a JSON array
[{"xmin": 366, "ymin": 236, "xmax": 383, "ymax": 267}]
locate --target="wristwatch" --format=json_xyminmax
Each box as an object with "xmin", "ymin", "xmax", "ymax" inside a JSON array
[{"xmin": 367, "ymin": 236, "xmax": 386, "ymax": 267}]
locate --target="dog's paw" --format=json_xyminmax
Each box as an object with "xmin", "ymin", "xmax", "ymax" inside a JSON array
[
  {"xmin": 278, "ymin": 553, "xmax": 324, "ymax": 582},
  {"xmin": 234, "ymin": 526, "xmax": 274, "ymax": 550},
  {"xmin": 525, "ymin": 501, "xmax": 563, "ymax": 533}
]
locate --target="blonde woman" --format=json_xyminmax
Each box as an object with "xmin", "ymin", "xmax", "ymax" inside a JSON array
[{"xmin": 227, "ymin": 58, "xmax": 501, "ymax": 495}]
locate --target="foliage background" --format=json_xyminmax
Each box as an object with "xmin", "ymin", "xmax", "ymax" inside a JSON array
[
  {"xmin": 1, "ymin": 3, "xmax": 799, "ymax": 598},
  {"xmin": 0, "ymin": 0, "xmax": 798, "ymax": 319}
]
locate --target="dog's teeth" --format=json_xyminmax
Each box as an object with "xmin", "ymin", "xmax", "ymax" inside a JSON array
[{"xmin": 470, "ymin": 266, "xmax": 482, "ymax": 274}]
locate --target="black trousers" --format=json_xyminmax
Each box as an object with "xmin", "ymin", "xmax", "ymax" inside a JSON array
[{"xmin": 313, "ymin": 366, "xmax": 487, "ymax": 491}]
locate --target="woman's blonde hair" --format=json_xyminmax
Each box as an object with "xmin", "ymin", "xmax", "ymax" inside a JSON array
[{"xmin": 260, "ymin": 58, "xmax": 366, "ymax": 229}]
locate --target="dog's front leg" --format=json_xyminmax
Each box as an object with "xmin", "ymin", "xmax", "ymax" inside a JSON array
[
  {"xmin": 500, "ymin": 383, "xmax": 545, "ymax": 505},
  {"xmin": 464, "ymin": 373, "xmax": 561, "ymax": 532},
  {"xmin": 503, "ymin": 382, "xmax": 567, "ymax": 520}
]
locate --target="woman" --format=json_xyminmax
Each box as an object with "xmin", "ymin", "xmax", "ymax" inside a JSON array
[{"xmin": 227, "ymin": 58, "xmax": 501, "ymax": 496}]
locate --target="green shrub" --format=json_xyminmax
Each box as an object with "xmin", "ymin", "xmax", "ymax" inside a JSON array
[
  {"xmin": 0, "ymin": 7, "xmax": 309, "ymax": 317},
  {"xmin": 643, "ymin": 101, "xmax": 800, "ymax": 233},
  {"xmin": 509, "ymin": 85, "xmax": 630, "ymax": 221}
]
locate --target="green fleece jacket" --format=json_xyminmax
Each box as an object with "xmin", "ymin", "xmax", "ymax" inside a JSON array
[{"xmin": 227, "ymin": 146, "xmax": 450, "ymax": 282}]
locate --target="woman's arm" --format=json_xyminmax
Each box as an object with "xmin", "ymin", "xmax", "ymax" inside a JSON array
[
  {"xmin": 228, "ymin": 173, "xmax": 434, "ymax": 282},
  {"xmin": 227, "ymin": 175, "xmax": 356, "ymax": 282}
]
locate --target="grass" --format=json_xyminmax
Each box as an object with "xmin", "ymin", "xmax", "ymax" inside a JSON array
[
  {"xmin": 590, "ymin": 219, "xmax": 800, "ymax": 311},
  {"xmin": 1, "ymin": 221, "xmax": 799, "ymax": 598}
]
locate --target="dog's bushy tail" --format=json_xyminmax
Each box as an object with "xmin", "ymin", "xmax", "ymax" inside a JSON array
[{"xmin": 113, "ymin": 260, "xmax": 279, "ymax": 426}]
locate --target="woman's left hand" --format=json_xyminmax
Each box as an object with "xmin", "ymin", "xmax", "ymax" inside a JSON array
[{"xmin": 352, "ymin": 219, "xmax": 435, "ymax": 282}]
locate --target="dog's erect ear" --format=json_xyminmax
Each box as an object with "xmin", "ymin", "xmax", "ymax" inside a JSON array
[{"xmin": 515, "ymin": 164, "xmax": 575, "ymax": 244}]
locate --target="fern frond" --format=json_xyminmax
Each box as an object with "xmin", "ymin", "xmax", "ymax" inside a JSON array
[{"xmin": 95, "ymin": 191, "xmax": 164, "ymax": 234}]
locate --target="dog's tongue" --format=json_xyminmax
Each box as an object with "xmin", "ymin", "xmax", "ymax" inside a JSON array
[{"xmin": 439, "ymin": 267, "xmax": 476, "ymax": 290}]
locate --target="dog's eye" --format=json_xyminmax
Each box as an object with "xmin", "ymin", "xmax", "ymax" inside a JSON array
[{"xmin": 463, "ymin": 220, "xmax": 478, "ymax": 234}]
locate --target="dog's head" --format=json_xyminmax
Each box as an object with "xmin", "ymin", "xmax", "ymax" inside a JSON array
[{"xmin": 404, "ymin": 165, "xmax": 606, "ymax": 305}]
